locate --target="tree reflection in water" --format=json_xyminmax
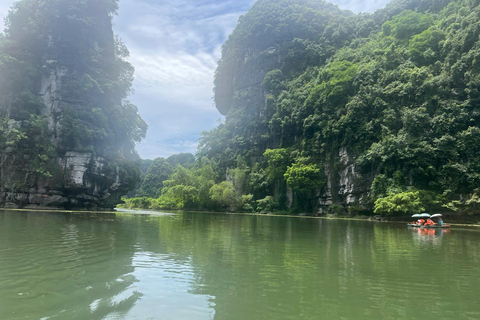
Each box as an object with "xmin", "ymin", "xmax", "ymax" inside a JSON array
[{"xmin": 1, "ymin": 210, "xmax": 479, "ymax": 320}]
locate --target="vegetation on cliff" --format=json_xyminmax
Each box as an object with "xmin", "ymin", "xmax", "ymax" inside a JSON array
[
  {"xmin": 127, "ymin": 0, "xmax": 480, "ymax": 217},
  {"xmin": 0, "ymin": 0, "xmax": 146, "ymax": 202}
]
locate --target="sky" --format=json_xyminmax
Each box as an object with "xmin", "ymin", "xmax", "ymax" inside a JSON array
[{"xmin": 0, "ymin": 0, "xmax": 391, "ymax": 159}]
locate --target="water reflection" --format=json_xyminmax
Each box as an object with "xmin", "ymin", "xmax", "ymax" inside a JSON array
[
  {"xmin": 408, "ymin": 226, "xmax": 451, "ymax": 246},
  {"xmin": 1, "ymin": 210, "xmax": 479, "ymax": 320},
  {"xmin": 0, "ymin": 211, "xmax": 139, "ymax": 320}
]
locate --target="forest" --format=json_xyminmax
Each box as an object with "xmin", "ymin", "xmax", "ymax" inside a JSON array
[{"xmin": 123, "ymin": 0, "xmax": 480, "ymax": 217}]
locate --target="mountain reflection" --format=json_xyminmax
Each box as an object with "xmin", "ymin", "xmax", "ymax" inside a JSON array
[
  {"xmin": 1, "ymin": 210, "xmax": 479, "ymax": 320},
  {"xmin": 0, "ymin": 211, "xmax": 139, "ymax": 320}
]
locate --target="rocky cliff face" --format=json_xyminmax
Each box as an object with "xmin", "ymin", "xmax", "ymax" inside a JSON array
[
  {"xmin": 212, "ymin": 0, "xmax": 376, "ymax": 214},
  {"xmin": 0, "ymin": 62, "xmax": 136, "ymax": 211},
  {"xmin": 317, "ymin": 148, "xmax": 375, "ymax": 214},
  {"xmin": 1, "ymin": 151, "xmax": 130, "ymax": 211}
]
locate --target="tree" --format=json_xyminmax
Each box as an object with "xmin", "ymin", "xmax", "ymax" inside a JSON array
[
  {"xmin": 284, "ymin": 159, "xmax": 325, "ymax": 194},
  {"xmin": 160, "ymin": 184, "xmax": 198, "ymax": 209},
  {"xmin": 210, "ymin": 181, "xmax": 238, "ymax": 210},
  {"xmin": 264, "ymin": 148, "xmax": 291, "ymax": 180},
  {"xmin": 136, "ymin": 158, "xmax": 173, "ymax": 198},
  {"xmin": 167, "ymin": 153, "xmax": 195, "ymax": 168},
  {"xmin": 382, "ymin": 10, "xmax": 433, "ymax": 39},
  {"xmin": 409, "ymin": 27, "xmax": 445, "ymax": 65},
  {"xmin": 374, "ymin": 191, "xmax": 425, "ymax": 216},
  {"xmin": 284, "ymin": 158, "xmax": 326, "ymax": 212}
]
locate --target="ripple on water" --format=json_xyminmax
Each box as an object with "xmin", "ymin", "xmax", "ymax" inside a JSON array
[{"xmin": 1, "ymin": 211, "xmax": 480, "ymax": 320}]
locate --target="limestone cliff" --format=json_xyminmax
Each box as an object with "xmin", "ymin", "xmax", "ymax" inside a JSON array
[
  {"xmin": 0, "ymin": 64, "xmax": 138, "ymax": 210},
  {"xmin": 212, "ymin": 0, "xmax": 375, "ymax": 213},
  {"xmin": 210, "ymin": 0, "xmax": 466, "ymax": 215},
  {"xmin": 317, "ymin": 148, "xmax": 375, "ymax": 214},
  {"xmin": 0, "ymin": 0, "xmax": 146, "ymax": 210}
]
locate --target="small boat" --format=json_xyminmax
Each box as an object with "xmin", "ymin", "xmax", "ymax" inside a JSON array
[
  {"xmin": 407, "ymin": 223, "xmax": 451, "ymax": 228},
  {"xmin": 409, "ymin": 213, "xmax": 450, "ymax": 228}
]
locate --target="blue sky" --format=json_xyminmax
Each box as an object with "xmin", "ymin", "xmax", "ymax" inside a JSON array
[{"xmin": 0, "ymin": 0, "xmax": 390, "ymax": 159}]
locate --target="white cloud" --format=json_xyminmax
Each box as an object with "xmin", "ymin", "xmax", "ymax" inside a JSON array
[
  {"xmin": 114, "ymin": 0, "xmax": 254, "ymax": 159},
  {"xmin": 130, "ymin": 48, "xmax": 216, "ymax": 110}
]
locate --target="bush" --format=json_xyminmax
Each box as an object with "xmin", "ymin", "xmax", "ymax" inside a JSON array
[
  {"xmin": 240, "ymin": 194, "xmax": 255, "ymax": 212},
  {"xmin": 210, "ymin": 181, "xmax": 237, "ymax": 210},
  {"xmin": 374, "ymin": 191, "xmax": 425, "ymax": 216},
  {"xmin": 256, "ymin": 196, "xmax": 278, "ymax": 213},
  {"xmin": 328, "ymin": 204, "xmax": 344, "ymax": 215}
]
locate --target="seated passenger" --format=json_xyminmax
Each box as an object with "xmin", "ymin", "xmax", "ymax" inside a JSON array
[{"xmin": 426, "ymin": 219, "xmax": 435, "ymax": 225}]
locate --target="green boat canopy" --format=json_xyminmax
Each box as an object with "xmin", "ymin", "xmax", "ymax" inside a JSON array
[
  {"xmin": 411, "ymin": 214, "xmax": 422, "ymax": 218},
  {"xmin": 430, "ymin": 214, "xmax": 442, "ymax": 218}
]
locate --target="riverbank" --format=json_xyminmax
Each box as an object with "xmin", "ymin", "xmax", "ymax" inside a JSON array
[{"xmin": 0, "ymin": 207, "xmax": 116, "ymax": 214}]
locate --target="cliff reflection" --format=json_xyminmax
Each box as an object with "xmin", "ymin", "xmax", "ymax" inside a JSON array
[
  {"xmin": 148, "ymin": 213, "xmax": 480, "ymax": 320},
  {"xmin": 1, "ymin": 210, "xmax": 479, "ymax": 320},
  {"xmin": 0, "ymin": 211, "xmax": 139, "ymax": 320}
]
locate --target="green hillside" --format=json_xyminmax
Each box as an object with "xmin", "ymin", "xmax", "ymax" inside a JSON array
[{"xmin": 129, "ymin": 0, "xmax": 480, "ymax": 217}]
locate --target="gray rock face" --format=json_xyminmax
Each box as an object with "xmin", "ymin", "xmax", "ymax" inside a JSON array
[
  {"xmin": 0, "ymin": 150, "xmax": 131, "ymax": 211},
  {"xmin": 216, "ymin": 44, "xmax": 287, "ymax": 116},
  {"xmin": 0, "ymin": 62, "xmax": 135, "ymax": 211},
  {"xmin": 317, "ymin": 148, "xmax": 375, "ymax": 214}
]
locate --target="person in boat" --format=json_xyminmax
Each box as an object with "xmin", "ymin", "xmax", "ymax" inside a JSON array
[
  {"xmin": 436, "ymin": 217, "xmax": 443, "ymax": 226},
  {"xmin": 417, "ymin": 219, "xmax": 425, "ymax": 225},
  {"xmin": 425, "ymin": 218, "xmax": 435, "ymax": 226}
]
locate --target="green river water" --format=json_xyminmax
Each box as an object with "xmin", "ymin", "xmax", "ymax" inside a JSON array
[{"xmin": 0, "ymin": 209, "xmax": 479, "ymax": 320}]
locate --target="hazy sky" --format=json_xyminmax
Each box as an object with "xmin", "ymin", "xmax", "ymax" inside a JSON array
[{"xmin": 0, "ymin": 0, "xmax": 390, "ymax": 159}]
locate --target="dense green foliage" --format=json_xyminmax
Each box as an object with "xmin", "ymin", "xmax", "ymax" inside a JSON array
[
  {"xmin": 0, "ymin": 0, "xmax": 146, "ymax": 187},
  {"xmin": 121, "ymin": 154, "xmax": 257, "ymax": 212},
  {"xmin": 373, "ymin": 190, "xmax": 425, "ymax": 216},
  {"xmin": 128, "ymin": 153, "xmax": 195, "ymax": 198},
  {"xmin": 124, "ymin": 0, "xmax": 480, "ymax": 217},
  {"xmin": 0, "ymin": 114, "xmax": 58, "ymax": 188},
  {"xmin": 197, "ymin": 0, "xmax": 480, "ymax": 216}
]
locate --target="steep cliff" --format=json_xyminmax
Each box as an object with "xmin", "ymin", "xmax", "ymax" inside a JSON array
[
  {"xmin": 0, "ymin": 0, "xmax": 146, "ymax": 210},
  {"xmin": 202, "ymin": 0, "xmax": 480, "ymax": 215},
  {"xmin": 209, "ymin": 0, "xmax": 379, "ymax": 213}
]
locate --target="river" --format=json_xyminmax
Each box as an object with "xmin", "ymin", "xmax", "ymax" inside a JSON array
[{"xmin": 0, "ymin": 209, "xmax": 479, "ymax": 319}]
